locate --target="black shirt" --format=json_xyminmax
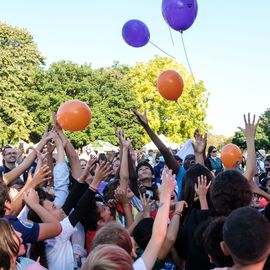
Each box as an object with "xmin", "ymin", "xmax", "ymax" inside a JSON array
[{"xmin": 175, "ymin": 208, "xmax": 217, "ymax": 270}]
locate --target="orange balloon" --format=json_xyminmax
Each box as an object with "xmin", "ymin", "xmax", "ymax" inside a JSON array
[
  {"xmin": 56, "ymin": 100, "xmax": 92, "ymax": 131},
  {"xmin": 221, "ymin": 144, "xmax": 242, "ymax": 169},
  {"xmin": 157, "ymin": 70, "xmax": 184, "ymax": 101}
]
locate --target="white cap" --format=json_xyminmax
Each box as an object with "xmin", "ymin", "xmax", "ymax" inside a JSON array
[{"xmin": 257, "ymin": 149, "xmax": 266, "ymax": 158}]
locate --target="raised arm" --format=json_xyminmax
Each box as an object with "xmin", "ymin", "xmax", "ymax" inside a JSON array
[
  {"xmin": 133, "ymin": 110, "xmax": 179, "ymax": 175},
  {"xmin": 140, "ymin": 167, "xmax": 175, "ymax": 270},
  {"xmin": 239, "ymin": 114, "xmax": 257, "ymax": 181},
  {"xmin": 114, "ymin": 187, "xmax": 133, "ymax": 228},
  {"xmin": 158, "ymin": 200, "xmax": 188, "ymax": 260},
  {"xmin": 53, "ymin": 112, "xmax": 81, "ymax": 179},
  {"xmin": 23, "ymin": 188, "xmax": 62, "ymax": 241},
  {"xmin": 53, "ymin": 132, "xmax": 69, "ymax": 207},
  {"xmin": 118, "ymin": 130, "xmax": 131, "ymax": 190},
  {"xmin": 3, "ymin": 131, "xmax": 54, "ymax": 186},
  {"xmin": 11, "ymin": 165, "xmax": 51, "ymax": 216},
  {"xmin": 192, "ymin": 129, "xmax": 207, "ymax": 166},
  {"xmin": 194, "ymin": 175, "xmax": 211, "ymax": 210}
]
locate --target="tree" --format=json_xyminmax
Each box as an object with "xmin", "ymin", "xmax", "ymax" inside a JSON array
[
  {"xmin": 128, "ymin": 56, "xmax": 210, "ymax": 144},
  {"xmin": 24, "ymin": 61, "xmax": 144, "ymax": 149},
  {"xmin": 207, "ymin": 134, "xmax": 232, "ymax": 151},
  {"xmin": 0, "ymin": 23, "xmax": 44, "ymax": 146},
  {"xmin": 232, "ymin": 113, "xmax": 270, "ymax": 151}
]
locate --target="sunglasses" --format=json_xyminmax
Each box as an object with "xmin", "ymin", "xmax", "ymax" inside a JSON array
[{"xmin": 212, "ymin": 150, "xmax": 217, "ymax": 153}]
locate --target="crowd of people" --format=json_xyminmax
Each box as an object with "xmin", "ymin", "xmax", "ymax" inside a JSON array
[{"xmin": 0, "ymin": 111, "xmax": 269, "ymax": 270}]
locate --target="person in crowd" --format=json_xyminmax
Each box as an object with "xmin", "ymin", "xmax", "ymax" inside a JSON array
[
  {"xmin": 83, "ymin": 167, "xmax": 176, "ymax": 270},
  {"xmin": 0, "ymin": 218, "xmax": 47, "ymax": 270},
  {"xmin": 212, "ymin": 207, "xmax": 270, "ymax": 270},
  {"xmin": 205, "ymin": 146, "xmax": 223, "ymax": 176}
]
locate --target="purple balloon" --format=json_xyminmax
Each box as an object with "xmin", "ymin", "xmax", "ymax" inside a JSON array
[
  {"xmin": 162, "ymin": 0, "xmax": 198, "ymax": 31},
  {"xmin": 122, "ymin": 20, "xmax": 150, "ymax": 48}
]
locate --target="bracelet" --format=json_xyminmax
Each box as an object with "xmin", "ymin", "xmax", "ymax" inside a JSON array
[{"xmin": 89, "ymin": 185, "xmax": 97, "ymax": 192}]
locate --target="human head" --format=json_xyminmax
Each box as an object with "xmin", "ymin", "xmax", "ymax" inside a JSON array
[
  {"xmin": 27, "ymin": 187, "xmax": 64, "ymax": 222},
  {"xmin": 96, "ymin": 202, "xmax": 114, "ymax": 229},
  {"xmin": 181, "ymin": 164, "xmax": 213, "ymax": 222},
  {"xmin": 133, "ymin": 217, "xmax": 154, "ymax": 250},
  {"xmin": 221, "ymin": 207, "xmax": 270, "ymax": 266},
  {"xmin": 208, "ymin": 146, "xmax": 217, "ymax": 158},
  {"xmin": 91, "ymin": 222, "xmax": 132, "ymax": 255},
  {"xmin": 136, "ymin": 161, "xmax": 154, "ymax": 183},
  {"xmin": 183, "ymin": 154, "xmax": 196, "ymax": 170},
  {"xmin": 82, "ymin": 244, "xmax": 133, "ymax": 270},
  {"xmin": 174, "ymin": 155, "xmax": 183, "ymax": 166},
  {"xmin": 98, "ymin": 153, "xmax": 107, "ymax": 165},
  {"xmin": 112, "ymin": 158, "xmax": 120, "ymax": 176},
  {"xmin": 264, "ymin": 155, "xmax": 270, "ymax": 173},
  {"xmin": 204, "ymin": 217, "xmax": 233, "ymax": 267},
  {"xmin": 79, "ymin": 159, "xmax": 87, "ymax": 171},
  {"xmin": 257, "ymin": 149, "xmax": 266, "ymax": 160},
  {"xmin": 2, "ymin": 145, "xmax": 17, "ymax": 165},
  {"xmin": 0, "ymin": 218, "xmax": 25, "ymax": 270},
  {"xmin": 0, "ymin": 183, "xmax": 11, "ymax": 217},
  {"xmin": 211, "ymin": 170, "xmax": 252, "ymax": 216}
]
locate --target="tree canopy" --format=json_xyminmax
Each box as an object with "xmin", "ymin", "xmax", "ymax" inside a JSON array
[
  {"xmin": 0, "ymin": 23, "xmax": 210, "ymax": 149},
  {"xmin": 232, "ymin": 109, "xmax": 270, "ymax": 151}
]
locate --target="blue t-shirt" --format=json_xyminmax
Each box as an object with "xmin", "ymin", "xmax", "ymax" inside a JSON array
[
  {"xmin": 176, "ymin": 166, "xmax": 186, "ymax": 200},
  {"xmin": 5, "ymin": 215, "xmax": 40, "ymax": 244}
]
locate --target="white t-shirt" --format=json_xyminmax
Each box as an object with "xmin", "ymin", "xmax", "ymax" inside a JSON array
[
  {"xmin": 133, "ymin": 257, "xmax": 147, "ymax": 270},
  {"xmin": 45, "ymin": 217, "xmax": 77, "ymax": 270}
]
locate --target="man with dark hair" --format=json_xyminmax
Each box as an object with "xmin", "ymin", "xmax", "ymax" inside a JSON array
[
  {"xmin": 0, "ymin": 146, "xmax": 24, "ymax": 189},
  {"xmin": 213, "ymin": 207, "xmax": 270, "ymax": 270},
  {"xmin": 136, "ymin": 161, "xmax": 157, "ymax": 200}
]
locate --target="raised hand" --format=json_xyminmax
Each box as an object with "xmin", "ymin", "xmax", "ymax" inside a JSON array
[
  {"xmin": 114, "ymin": 187, "xmax": 130, "ymax": 206},
  {"xmin": 30, "ymin": 165, "xmax": 52, "ymax": 186},
  {"xmin": 140, "ymin": 192, "xmax": 155, "ymax": 218},
  {"xmin": 133, "ymin": 109, "xmax": 148, "ymax": 126},
  {"xmin": 174, "ymin": 200, "xmax": 188, "ymax": 215},
  {"xmin": 194, "ymin": 175, "xmax": 211, "ymax": 198},
  {"xmin": 52, "ymin": 112, "xmax": 62, "ymax": 132},
  {"xmin": 192, "ymin": 129, "xmax": 207, "ymax": 154},
  {"xmin": 238, "ymin": 113, "xmax": 258, "ymax": 140},
  {"xmin": 79, "ymin": 156, "xmax": 97, "ymax": 183},
  {"xmin": 34, "ymin": 146, "xmax": 49, "ymax": 164},
  {"xmin": 160, "ymin": 167, "xmax": 176, "ymax": 198},
  {"xmin": 93, "ymin": 162, "xmax": 112, "ymax": 183},
  {"xmin": 23, "ymin": 188, "xmax": 40, "ymax": 206}
]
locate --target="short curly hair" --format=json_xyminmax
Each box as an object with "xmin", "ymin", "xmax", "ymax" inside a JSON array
[
  {"xmin": 211, "ymin": 170, "xmax": 252, "ymax": 216},
  {"xmin": 203, "ymin": 217, "xmax": 233, "ymax": 267}
]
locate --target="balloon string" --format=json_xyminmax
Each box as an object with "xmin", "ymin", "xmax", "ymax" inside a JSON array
[
  {"xmin": 180, "ymin": 32, "xmax": 197, "ymax": 96},
  {"xmin": 175, "ymin": 101, "xmax": 210, "ymax": 134},
  {"xmin": 168, "ymin": 26, "xmax": 174, "ymax": 46},
  {"xmin": 149, "ymin": 41, "xmax": 176, "ymax": 59}
]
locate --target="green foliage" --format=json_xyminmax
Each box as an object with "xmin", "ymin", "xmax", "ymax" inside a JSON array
[
  {"xmin": 1, "ymin": 24, "xmax": 210, "ymax": 150},
  {"xmin": 232, "ymin": 110, "xmax": 270, "ymax": 151},
  {"xmin": 24, "ymin": 61, "xmax": 144, "ymax": 148},
  {"xmin": 207, "ymin": 134, "xmax": 232, "ymax": 151},
  {"xmin": 0, "ymin": 23, "xmax": 44, "ymax": 146},
  {"xmin": 128, "ymin": 56, "xmax": 209, "ymax": 144}
]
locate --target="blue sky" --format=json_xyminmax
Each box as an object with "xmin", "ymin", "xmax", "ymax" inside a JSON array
[{"xmin": 1, "ymin": 1, "xmax": 269, "ymax": 136}]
